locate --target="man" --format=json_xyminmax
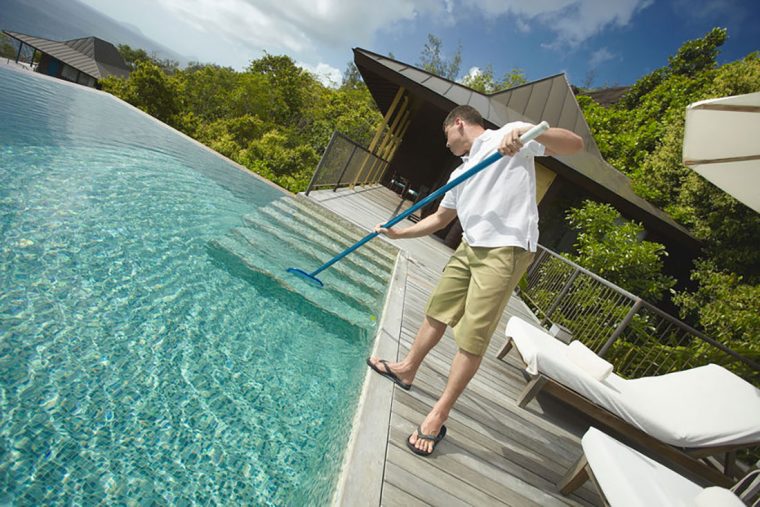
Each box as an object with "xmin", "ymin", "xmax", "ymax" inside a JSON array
[{"xmin": 367, "ymin": 105, "xmax": 584, "ymax": 456}]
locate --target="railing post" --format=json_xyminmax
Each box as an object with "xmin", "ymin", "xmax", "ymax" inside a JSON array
[
  {"xmin": 305, "ymin": 131, "xmax": 339, "ymax": 195},
  {"xmin": 598, "ymin": 298, "xmax": 643, "ymax": 357},
  {"xmin": 525, "ymin": 247, "xmax": 547, "ymax": 282},
  {"xmin": 542, "ymin": 268, "xmax": 580, "ymax": 325}
]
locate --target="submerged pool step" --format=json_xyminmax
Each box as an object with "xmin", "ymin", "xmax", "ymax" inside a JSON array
[
  {"xmin": 246, "ymin": 209, "xmax": 390, "ymax": 285},
  {"xmin": 257, "ymin": 202, "xmax": 395, "ymax": 273},
  {"xmin": 231, "ymin": 225, "xmax": 387, "ymax": 298},
  {"xmin": 270, "ymin": 197, "xmax": 396, "ymax": 267},
  {"xmin": 207, "ymin": 195, "xmax": 398, "ymax": 329},
  {"xmin": 207, "ymin": 236, "xmax": 375, "ymax": 330},
  {"xmin": 208, "ymin": 235, "xmax": 381, "ymax": 330},
  {"xmin": 233, "ymin": 223, "xmax": 388, "ymax": 294}
]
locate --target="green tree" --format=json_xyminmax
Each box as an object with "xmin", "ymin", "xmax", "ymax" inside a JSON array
[
  {"xmin": 240, "ymin": 129, "xmax": 319, "ymax": 189},
  {"xmin": 462, "ymin": 65, "xmax": 527, "ymax": 93},
  {"xmin": 341, "ymin": 61, "xmax": 363, "ymax": 90},
  {"xmin": 674, "ymin": 260, "xmax": 760, "ymax": 360},
  {"xmin": 194, "ymin": 115, "xmax": 267, "ymax": 158},
  {"xmin": 575, "ymin": 28, "xmax": 759, "ymax": 359},
  {"xmin": 228, "ymin": 71, "xmax": 285, "ymax": 121},
  {"xmin": 248, "ymin": 53, "xmax": 317, "ymax": 125},
  {"xmin": 566, "ymin": 200, "xmax": 676, "ymax": 302},
  {"xmin": 583, "ymin": 70, "xmax": 714, "ymax": 178},
  {"xmin": 101, "ymin": 45, "xmax": 383, "ymax": 194},
  {"xmin": 668, "ymin": 27, "xmax": 727, "ymax": 77},
  {"xmin": 419, "ymin": 34, "xmax": 461, "ymax": 80},
  {"xmin": 1, "ymin": 33, "xmax": 17, "ymax": 59},
  {"xmin": 461, "ymin": 65, "xmax": 497, "ymax": 93},
  {"xmin": 500, "ymin": 68, "xmax": 528, "ymax": 89},
  {"xmin": 631, "ymin": 53, "xmax": 760, "ymax": 278},
  {"xmin": 117, "ymin": 44, "xmax": 178, "ymax": 74},
  {"xmin": 176, "ymin": 64, "xmax": 239, "ymax": 122},
  {"xmin": 117, "ymin": 44, "xmax": 151, "ymax": 69},
  {"xmin": 100, "ymin": 60, "xmax": 182, "ymax": 127},
  {"xmin": 301, "ymin": 85, "xmax": 383, "ymax": 153}
]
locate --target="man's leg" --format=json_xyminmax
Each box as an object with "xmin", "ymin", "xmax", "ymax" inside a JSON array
[
  {"xmin": 407, "ymin": 245, "xmax": 534, "ymax": 454},
  {"xmin": 369, "ymin": 243, "xmax": 470, "ymax": 388},
  {"xmin": 368, "ymin": 315, "xmax": 446, "ymax": 387},
  {"xmin": 408, "ymin": 348, "xmax": 482, "ymax": 454}
]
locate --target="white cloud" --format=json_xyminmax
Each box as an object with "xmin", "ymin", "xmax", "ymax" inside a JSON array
[
  {"xmin": 157, "ymin": 0, "xmax": 439, "ymax": 56},
  {"xmin": 460, "ymin": 0, "xmax": 654, "ymax": 47},
  {"xmin": 83, "ymin": 0, "xmax": 654, "ymax": 75},
  {"xmin": 672, "ymin": 0, "xmax": 746, "ymax": 28},
  {"xmin": 298, "ymin": 61, "xmax": 343, "ymax": 87},
  {"xmin": 151, "ymin": 0, "xmax": 653, "ymax": 70},
  {"xmin": 463, "ymin": 66, "xmax": 482, "ymax": 80},
  {"xmin": 589, "ymin": 47, "xmax": 616, "ymax": 67}
]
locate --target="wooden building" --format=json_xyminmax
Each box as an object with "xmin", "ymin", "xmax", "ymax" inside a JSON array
[
  {"xmin": 3, "ymin": 30, "xmax": 130, "ymax": 88},
  {"xmin": 352, "ymin": 47, "xmax": 700, "ymax": 285}
]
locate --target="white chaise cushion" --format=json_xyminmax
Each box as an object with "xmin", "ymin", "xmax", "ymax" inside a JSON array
[
  {"xmin": 566, "ymin": 340, "xmax": 613, "ymax": 381},
  {"xmin": 505, "ymin": 316, "xmax": 760, "ymax": 448},
  {"xmin": 582, "ymin": 427, "xmax": 703, "ymax": 507},
  {"xmin": 693, "ymin": 487, "xmax": 744, "ymax": 507}
]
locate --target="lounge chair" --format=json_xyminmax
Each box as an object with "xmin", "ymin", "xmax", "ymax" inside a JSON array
[
  {"xmin": 559, "ymin": 427, "xmax": 758, "ymax": 506},
  {"xmin": 496, "ymin": 316, "xmax": 760, "ymax": 487}
]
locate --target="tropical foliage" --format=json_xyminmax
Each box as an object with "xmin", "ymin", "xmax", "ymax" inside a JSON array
[
  {"xmin": 565, "ymin": 201, "xmax": 675, "ymax": 303},
  {"xmin": 99, "ymin": 30, "xmax": 758, "ymax": 366},
  {"xmin": 461, "ymin": 65, "xmax": 527, "ymax": 94},
  {"xmin": 100, "ymin": 53, "xmax": 382, "ymax": 193},
  {"xmin": 575, "ymin": 28, "xmax": 759, "ymax": 359},
  {"xmin": 0, "ymin": 33, "xmax": 17, "ymax": 59},
  {"xmin": 418, "ymin": 33, "xmax": 462, "ymax": 80}
]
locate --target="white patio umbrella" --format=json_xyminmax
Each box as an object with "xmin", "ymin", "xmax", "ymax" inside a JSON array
[{"xmin": 682, "ymin": 91, "xmax": 760, "ymax": 213}]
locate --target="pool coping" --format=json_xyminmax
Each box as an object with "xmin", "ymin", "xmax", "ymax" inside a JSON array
[{"xmin": 330, "ymin": 250, "xmax": 408, "ymax": 506}]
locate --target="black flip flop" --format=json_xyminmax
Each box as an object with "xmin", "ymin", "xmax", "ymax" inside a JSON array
[
  {"xmin": 366, "ymin": 357, "xmax": 412, "ymax": 390},
  {"xmin": 406, "ymin": 425, "xmax": 447, "ymax": 457}
]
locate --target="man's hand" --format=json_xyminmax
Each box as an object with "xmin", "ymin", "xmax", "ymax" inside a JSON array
[
  {"xmin": 498, "ymin": 125, "xmax": 530, "ymax": 157},
  {"xmin": 374, "ymin": 223, "xmax": 403, "ymax": 239},
  {"xmin": 374, "ymin": 207, "xmax": 456, "ymax": 241}
]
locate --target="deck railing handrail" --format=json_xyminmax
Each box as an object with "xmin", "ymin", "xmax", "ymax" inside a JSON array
[
  {"xmin": 305, "ymin": 131, "xmax": 389, "ymax": 195},
  {"xmin": 523, "ymin": 244, "xmax": 760, "ymax": 384}
]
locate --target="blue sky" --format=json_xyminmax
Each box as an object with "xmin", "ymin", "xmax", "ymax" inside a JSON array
[{"xmin": 78, "ymin": 0, "xmax": 759, "ymax": 88}]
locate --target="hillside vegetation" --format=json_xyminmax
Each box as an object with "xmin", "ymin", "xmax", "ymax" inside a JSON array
[{"xmin": 100, "ymin": 30, "xmax": 759, "ymax": 362}]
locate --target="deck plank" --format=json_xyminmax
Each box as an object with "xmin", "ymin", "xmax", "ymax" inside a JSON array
[{"xmin": 307, "ymin": 187, "xmax": 602, "ymax": 507}]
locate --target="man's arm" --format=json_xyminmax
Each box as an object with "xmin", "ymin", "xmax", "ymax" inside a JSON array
[
  {"xmin": 499, "ymin": 125, "xmax": 584, "ymax": 157},
  {"xmin": 375, "ymin": 206, "xmax": 457, "ymax": 240}
]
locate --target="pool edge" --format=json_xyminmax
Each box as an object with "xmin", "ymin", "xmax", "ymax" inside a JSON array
[
  {"xmin": 0, "ymin": 63, "xmax": 293, "ymax": 198},
  {"xmin": 330, "ymin": 250, "xmax": 408, "ymax": 507}
]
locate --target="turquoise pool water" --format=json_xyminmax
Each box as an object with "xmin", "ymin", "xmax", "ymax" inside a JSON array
[{"xmin": 0, "ymin": 66, "xmax": 389, "ymax": 505}]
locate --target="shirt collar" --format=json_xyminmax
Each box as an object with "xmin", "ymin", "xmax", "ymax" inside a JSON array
[{"xmin": 461, "ymin": 129, "xmax": 497, "ymax": 163}]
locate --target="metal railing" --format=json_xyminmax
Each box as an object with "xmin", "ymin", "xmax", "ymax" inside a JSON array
[
  {"xmin": 2, "ymin": 58, "xmax": 35, "ymax": 71},
  {"xmin": 305, "ymin": 131, "xmax": 389, "ymax": 194},
  {"xmin": 522, "ymin": 245, "xmax": 760, "ymax": 385}
]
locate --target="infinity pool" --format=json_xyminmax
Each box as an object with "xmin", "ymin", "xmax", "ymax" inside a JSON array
[{"xmin": 0, "ymin": 65, "xmax": 390, "ymax": 505}]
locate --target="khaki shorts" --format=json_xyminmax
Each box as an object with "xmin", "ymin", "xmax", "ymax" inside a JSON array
[{"xmin": 425, "ymin": 242, "xmax": 535, "ymax": 356}]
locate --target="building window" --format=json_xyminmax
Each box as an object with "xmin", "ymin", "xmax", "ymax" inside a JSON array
[
  {"xmin": 77, "ymin": 73, "xmax": 96, "ymax": 87},
  {"xmin": 61, "ymin": 63, "xmax": 78, "ymax": 82}
]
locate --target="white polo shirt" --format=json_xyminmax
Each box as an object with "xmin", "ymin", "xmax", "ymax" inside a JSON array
[{"xmin": 440, "ymin": 122, "xmax": 544, "ymax": 251}]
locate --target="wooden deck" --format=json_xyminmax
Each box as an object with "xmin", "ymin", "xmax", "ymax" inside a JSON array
[{"xmin": 306, "ymin": 186, "xmax": 602, "ymax": 506}]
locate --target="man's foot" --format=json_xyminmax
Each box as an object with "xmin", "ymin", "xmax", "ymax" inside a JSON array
[
  {"xmin": 366, "ymin": 357, "xmax": 413, "ymax": 390},
  {"xmin": 407, "ymin": 412, "xmax": 448, "ymax": 456},
  {"xmin": 407, "ymin": 425, "xmax": 447, "ymax": 457}
]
